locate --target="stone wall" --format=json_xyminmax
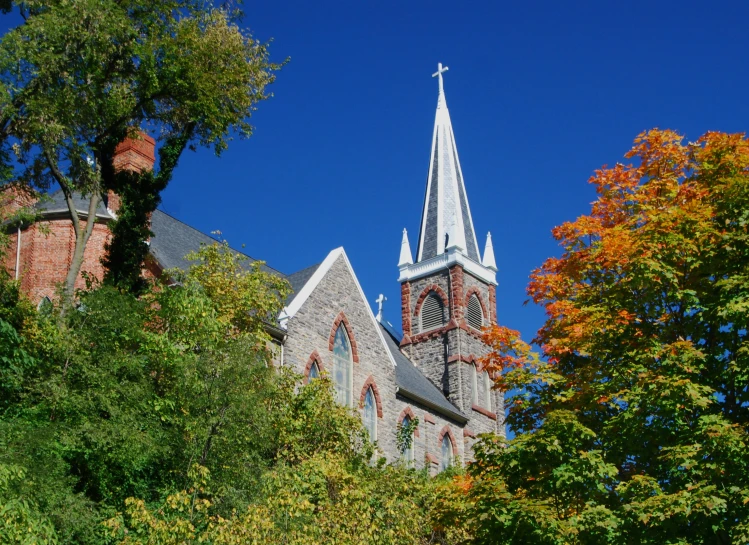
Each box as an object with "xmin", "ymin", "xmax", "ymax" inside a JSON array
[{"xmin": 283, "ymin": 254, "xmax": 403, "ymax": 460}]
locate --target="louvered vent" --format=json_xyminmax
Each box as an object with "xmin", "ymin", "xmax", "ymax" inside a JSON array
[
  {"xmin": 420, "ymin": 293, "xmax": 445, "ymax": 332},
  {"xmin": 466, "ymin": 294, "xmax": 483, "ymax": 330}
]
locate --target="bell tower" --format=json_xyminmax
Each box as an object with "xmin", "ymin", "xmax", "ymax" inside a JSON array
[{"xmin": 398, "ymin": 64, "xmax": 502, "ymax": 430}]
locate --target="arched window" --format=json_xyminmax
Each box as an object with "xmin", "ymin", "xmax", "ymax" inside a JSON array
[
  {"xmin": 400, "ymin": 415, "xmax": 414, "ymax": 463},
  {"xmin": 466, "ymin": 294, "xmax": 484, "ymax": 330},
  {"xmin": 483, "ymin": 370, "xmax": 493, "ymax": 412},
  {"xmin": 440, "ymin": 433, "xmax": 453, "ymax": 471},
  {"xmin": 308, "ymin": 361, "xmax": 320, "ymax": 381},
  {"xmin": 471, "ymin": 363, "xmax": 479, "ymax": 406},
  {"xmin": 333, "ymin": 324, "xmax": 353, "ymax": 406},
  {"xmin": 363, "ymin": 387, "xmax": 377, "ymax": 442},
  {"xmin": 420, "ymin": 292, "xmax": 445, "ymax": 332},
  {"xmin": 37, "ymin": 296, "xmax": 52, "ymax": 314}
]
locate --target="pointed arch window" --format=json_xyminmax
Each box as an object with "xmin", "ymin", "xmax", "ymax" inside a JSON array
[
  {"xmin": 471, "ymin": 363, "xmax": 479, "ymax": 406},
  {"xmin": 363, "ymin": 387, "xmax": 377, "ymax": 442},
  {"xmin": 420, "ymin": 292, "xmax": 446, "ymax": 332},
  {"xmin": 466, "ymin": 294, "xmax": 484, "ymax": 330},
  {"xmin": 483, "ymin": 370, "xmax": 493, "ymax": 412},
  {"xmin": 400, "ymin": 415, "xmax": 414, "ymax": 463},
  {"xmin": 37, "ymin": 296, "xmax": 52, "ymax": 315},
  {"xmin": 333, "ymin": 324, "xmax": 353, "ymax": 406},
  {"xmin": 308, "ymin": 361, "xmax": 320, "ymax": 381},
  {"xmin": 440, "ymin": 433, "xmax": 454, "ymax": 471}
]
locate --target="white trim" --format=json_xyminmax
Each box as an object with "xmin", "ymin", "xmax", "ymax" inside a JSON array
[
  {"xmin": 398, "ymin": 246, "xmax": 497, "ymax": 286},
  {"xmin": 279, "ymin": 247, "xmax": 398, "ymax": 369}
]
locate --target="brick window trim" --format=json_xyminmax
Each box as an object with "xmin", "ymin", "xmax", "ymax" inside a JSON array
[
  {"xmin": 404, "ymin": 319, "xmax": 459, "ymax": 345},
  {"xmin": 402, "ymin": 320, "xmax": 484, "ymax": 346},
  {"xmin": 472, "ymin": 404, "xmax": 497, "ymax": 420},
  {"xmin": 303, "ymin": 350, "xmax": 325, "ymax": 384},
  {"xmin": 438, "ymin": 425, "xmax": 457, "ymax": 451},
  {"xmin": 488, "ymin": 285, "xmax": 498, "ymax": 324},
  {"xmin": 426, "ymin": 453, "xmax": 439, "ymax": 465},
  {"xmin": 464, "ymin": 287, "xmax": 489, "ymax": 329},
  {"xmin": 328, "ymin": 311, "xmax": 360, "ymax": 363},
  {"xmin": 358, "ymin": 375, "xmax": 383, "ymax": 418},
  {"xmin": 398, "ymin": 406, "xmax": 420, "ymax": 437},
  {"xmin": 448, "ymin": 353, "xmax": 484, "ymax": 368},
  {"xmin": 413, "ymin": 284, "xmax": 450, "ymax": 318}
]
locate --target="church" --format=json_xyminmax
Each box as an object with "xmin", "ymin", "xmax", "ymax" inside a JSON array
[{"xmin": 2, "ymin": 64, "xmax": 505, "ymax": 471}]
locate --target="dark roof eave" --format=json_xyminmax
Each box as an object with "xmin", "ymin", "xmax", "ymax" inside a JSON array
[
  {"xmin": 264, "ymin": 321, "xmax": 287, "ymax": 342},
  {"xmin": 396, "ymin": 386, "xmax": 468, "ymax": 424},
  {"xmin": 39, "ymin": 209, "xmax": 113, "ymax": 221}
]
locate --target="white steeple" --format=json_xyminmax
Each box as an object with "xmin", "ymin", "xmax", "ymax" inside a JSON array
[
  {"xmin": 482, "ymin": 232, "xmax": 497, "ymax": 271},
  {"xmin": 416, "ymin": 63, "xmax": 480, "ymax": 263},
  {"xmin": 398, "ymin": 63, "xmax": 496, "ymax": 287},
  {"xmin": 398, "ymin": 228, "xmax": 413, "ymax": 267}
]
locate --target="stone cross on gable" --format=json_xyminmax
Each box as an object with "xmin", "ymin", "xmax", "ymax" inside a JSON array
[
  {"xmin": 375, "ymin": 293, "xmax": 387, "ymax": 322},
  {"xmin": 432, "ymin": 62, "xmax": 449, "ymax": 95}
]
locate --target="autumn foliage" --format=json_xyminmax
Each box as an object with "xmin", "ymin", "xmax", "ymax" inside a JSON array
[{"xmin": 463, "ymin": 130, "xmax": 749, "ymax": 543}]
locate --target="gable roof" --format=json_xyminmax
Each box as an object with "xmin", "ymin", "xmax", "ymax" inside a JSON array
[
  {"xmin": 149, "ymin": 209, "xmax": 283, "ymax": 276},
  {"xmin": 379, "ymin": 321, "xmax": 467, "ymax": 423},
  {"xmin": 281, "ymin": 247, "xmax": 397, "ymax": 369}
]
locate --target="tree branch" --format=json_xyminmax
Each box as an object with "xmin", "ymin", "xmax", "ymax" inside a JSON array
[{"xmin": 43, "ymin": 146, "xmax": 81, "ymax": 239}]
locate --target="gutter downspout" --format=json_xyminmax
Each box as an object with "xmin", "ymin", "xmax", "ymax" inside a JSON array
[{"xmin": 15, "ymin": 225, "xmax": 21, "ymax": 280}]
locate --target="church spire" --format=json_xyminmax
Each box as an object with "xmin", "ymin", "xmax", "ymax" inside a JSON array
[{"xmin": 416, "ymin": 63, "xmax": 480, "ymax": 263}]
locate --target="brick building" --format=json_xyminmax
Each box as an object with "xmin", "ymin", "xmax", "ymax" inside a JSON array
[{"xmin": 3, "ymin": 66, "xmax": 504, "ymax": 470}]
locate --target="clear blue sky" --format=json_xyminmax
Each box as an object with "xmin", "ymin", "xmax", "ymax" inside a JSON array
[{"xmin": 8, "ymin": 1, "xmax": 749, "ymax": 346}]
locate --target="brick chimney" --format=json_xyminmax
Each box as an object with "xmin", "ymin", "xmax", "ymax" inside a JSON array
[{"xmin": 108, "ymin": 132, "xmax": 156, "ymax": 215}]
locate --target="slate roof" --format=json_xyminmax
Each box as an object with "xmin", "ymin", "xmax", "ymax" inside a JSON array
[
  {"xmin": 36, "ymin": 189, "xmax": 112, "ymax": 219},
  {"xmin": 149, "ymin": 209, "xmax": 282, "ymax": 276},
  {"xmin": 379, "ymin": 321, "xmax": 467, "ymax": 423},
  {"xmin": 284, "ymin": 263, "xmax": 320, "ymax": 305}
]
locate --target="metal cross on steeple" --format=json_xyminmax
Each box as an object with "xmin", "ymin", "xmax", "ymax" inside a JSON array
[{"xmin": 432, "ymin": 63, "xmax": 449, "ymax": 95}]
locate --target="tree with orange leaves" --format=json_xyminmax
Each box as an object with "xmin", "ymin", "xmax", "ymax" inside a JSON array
[{"xmin": 454, "ymin": 130, "xmax": 749, "ymax": 544}]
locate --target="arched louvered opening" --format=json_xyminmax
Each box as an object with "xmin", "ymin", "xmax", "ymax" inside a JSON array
[
  {"xmin": 420, "ymin": 292, "xmax": 446, "ymax": 332},
  {"xmin": 466, "ymin": 294, "xmax": 484, "ymax": 330}
]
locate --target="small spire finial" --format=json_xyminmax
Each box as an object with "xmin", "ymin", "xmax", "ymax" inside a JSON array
[
  {"xmin": 398, "ymin": 228, "xmax": 413, "ymax": 267},
  {"xmin": 482, "ymin": 232, "xmax": 497, "ymax": 271},
  {"xmin": 432, "ymin": 62, "xmax": 449, "ymax": 97},
  {"xmin": 375, "ymin": 294, "xmax": 387, "ymax": 322}
]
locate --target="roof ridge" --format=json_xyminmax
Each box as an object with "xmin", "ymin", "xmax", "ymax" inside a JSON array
[{"xmin": 153, "ymin": 208, "xmax": 287, "ymax": 278}]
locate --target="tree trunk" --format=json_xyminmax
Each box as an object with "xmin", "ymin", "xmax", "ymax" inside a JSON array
[{"xmin": 62, "ymin": 191, "xmax": 101, "ymax": 311}]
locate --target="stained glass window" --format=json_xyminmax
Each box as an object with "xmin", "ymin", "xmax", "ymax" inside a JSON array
[
  {"xmin": 308, "ymin": 361, "xmax": 320, "ymax": 381},
  {"xmin": 401, "ymin": 415, "xmax": 414, "ymax": 463},
  {"xmin": 440, "ymin": 433, "xmax": 453, "ymax": 471},
  {"xmin": 333, "ymin": 325, "xmax": 352, "ymax": 406},
  {"xmin": 364, "ymin": 387, "xmax": 376, "ymax": 442}
]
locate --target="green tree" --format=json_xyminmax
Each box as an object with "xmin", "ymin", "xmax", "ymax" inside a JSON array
[
  {"xmin": 458, "ymin": 130, "xmax": 749, "ymax": 544},
  {"xmin": 0, "ymin": 0, "xmax": 282, "ymax": 306}
]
